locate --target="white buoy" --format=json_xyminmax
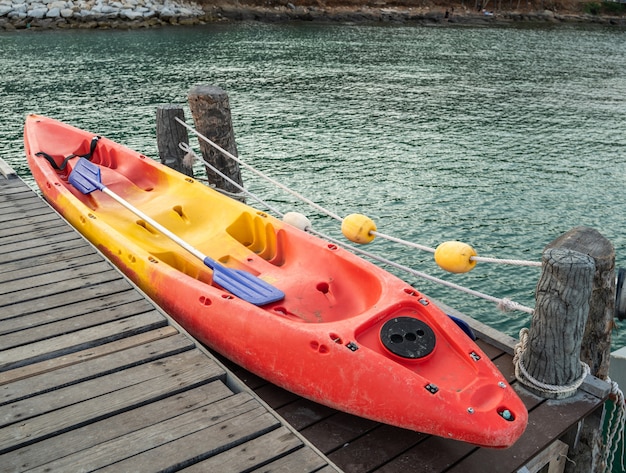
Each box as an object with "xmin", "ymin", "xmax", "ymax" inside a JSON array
[{"xmin": 283, "ymin": 212, "xmax": 312, "ymax": 231}]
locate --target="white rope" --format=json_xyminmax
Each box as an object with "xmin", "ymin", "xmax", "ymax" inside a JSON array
[
  {"xmin": 371, "ymin": 231, "xmax": 541, "ymax": 267},
  {"xmin": 307, "ymin": 227, "xmax": 534, "ymax": 314},
  {"xmin": 180, "ymin": 119, "xmax": 542, "ymax": 269},
  {"xmin": 177, "ymin": 121, "xmax": 535, "ymax": 314},
  {"xmin": 513, "ymin": 328, "xmax": 590, "ymax": 395},
  {"xmin": 471, "ymin": 255, "xmax": 542, "ymax": 267},
  {"xmin": 604, "ymin": 378, "xmax": 626, "ymax": 472},
  {"xmin": 176, "ymin": 117, "xmax": 344, "ymax": 222},
  {"xmin": 370, "ymin": 230, "xmax": 436, "ymax": 253},
  {"xmin": 178, "ymin": 143, "xmax": 285, "ymax": 217}
]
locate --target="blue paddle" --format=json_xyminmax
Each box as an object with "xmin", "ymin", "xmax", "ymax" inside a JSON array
[{"xmin": 68, "ymin": 158, "xmax": 285, "ymax": 306}]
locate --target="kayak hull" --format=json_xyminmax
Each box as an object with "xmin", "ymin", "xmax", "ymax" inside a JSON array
[{"xmin": 25, "ymin": 114, "xmax": 527, "ymax": 448}]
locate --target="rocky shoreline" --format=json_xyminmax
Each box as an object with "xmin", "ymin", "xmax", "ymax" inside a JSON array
[{"xmin": 0, "ymin": 0, "xmax": 624, "ymax": 30}]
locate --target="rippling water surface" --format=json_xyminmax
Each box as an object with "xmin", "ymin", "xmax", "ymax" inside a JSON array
[{"xmin": 1, "ymin": 22, "xmax": 625, "ymax": 349}]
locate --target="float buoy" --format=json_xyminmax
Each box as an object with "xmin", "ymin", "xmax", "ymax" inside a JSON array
[
  {"xmin": 341, "ymin": 213, "xmax": 376, "ymax": 244},
  {"xmin": 434, "ymin": 241, "xmax": 477, "ymax": 273},
  {"xmin": 283, "ymin": 212, "xmax": 312, "ymax": 231}
]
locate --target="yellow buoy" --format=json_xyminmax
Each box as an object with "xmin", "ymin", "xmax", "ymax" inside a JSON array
[
  {"xmin": 341, "ymin": 214, "xmax": 377, "ymax": 244},
  {"xmin": 434, "ymin": 241, "xmax": 477, "ymax": 273}
]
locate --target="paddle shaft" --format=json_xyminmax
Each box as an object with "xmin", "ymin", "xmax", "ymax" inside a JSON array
[{"xmin": 100, "ymin": 186, "xmax": 208, "ymax": 263}]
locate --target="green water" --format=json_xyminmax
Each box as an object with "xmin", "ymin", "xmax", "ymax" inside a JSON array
[{"xmin": 1, "ymin": 23, "xmax": 626, "ymax": 350}]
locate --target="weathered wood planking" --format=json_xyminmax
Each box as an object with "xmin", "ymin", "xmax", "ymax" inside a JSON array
[
  {"xmin": 0, "ymin": 171, "xmax": 338, "ymax": 473},
  {"xmin": 217, "ymin": 338, "xmax": 608, "ymax": 473}
]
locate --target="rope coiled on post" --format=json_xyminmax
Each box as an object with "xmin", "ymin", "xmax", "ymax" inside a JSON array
[{"xmin": 513, "ymin": 328, "xmax": 590, "ymax": 396}]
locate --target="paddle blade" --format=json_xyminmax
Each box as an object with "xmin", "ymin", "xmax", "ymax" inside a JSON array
[
  {"xmin": 68, "ymin": 158, "xmax": 104, "ymax": 194},
  {"xmin": 205, "ymin": 257, "xmax": 284, "ymax": 306}
]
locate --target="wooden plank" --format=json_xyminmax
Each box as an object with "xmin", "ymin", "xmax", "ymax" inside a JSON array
[
  {"xmin": 0, "ymin": 245, "xmax": 99, "ymax": 276},
  {"xmin": 374, "ymin": 435, "xmax": 476, "ymax": 473},
  {"xmin": 183, "ymin": 426, "xmax": 303, "ymax": 472},
  {"xmin": 0, "ymin": 260, "xmax": 117, "ymax": 296},
  {"xmin": 1, "ymin": 332, "xmax": 194, "ymax": 405},
  {"xmin": 256, "ymin": 383, "xmax": 300, "ymax": 409},
  {"xmin": 0, "ymin": 205, "xmax": 58, "ymax": 226},
  {"xmin": 0, "ymin": 289, "xmax": 146, "ymax": 336},
  {"xmin": 0, "ymin": 231, "xmax": 83, "ymax": 262},
  {"xmin": 97, "ymin": 409, "xmax": 281, "ymax": 473},
  {"xmin": 1, "ymin": 299, "xmax": 157, "ymax": 349},
  {"xmin": 0, "ymin": 381, "xmax": 234, "ymax": 472},
  {"xmin": 522, "ymin": 439, "xmax": 569, "ymax": 473},
  {"xmin": 0, "ymin": 251, "xmax": 102, "ymax": 286},
  {"xmin": 31, "ymin": 397, "xmax": 275, "ymax": 473},
  {"xmin": 0, "ymin": 185, "xmax": 40, "ymax": 200},
  {"xmin": 0, "ymin": 350, "xmax": 226, "ymax": 454},
  {"xmin": 277, "ymin": 398, "xmax": 338, "ymax": 431},
  {"xmin": 0, "ymin": 193, "xmax": 32, "ymax": 208},
  {"xmin": 300, "ymin": 412, "xmax": 379, "ymax": 454},
  {"xmin": 0, "ymin": 221, "xmax": 76, "ymax": 247},
  {"xmin": 0, "ymin": 213, "xmax": 60, "ymax": 240},
  {"xmin": 1, "ymin": 349, "xmax": 215, "ymax": 427},
  {"xmin": 0, "ymin": 279, "xmax": 136, "ymax": 320},
  {"xmin": 475, "ymin": 337, "xmax": 507, "ymax": 360},
  {"xmin": 0, "ymin": 270, "xmax": 128, "ymax": 317},
  {"xmin": 0, "ymin": 326, "xmax": 179, "ymax": 386},
  {"xmin": 0, "ymin": 199, "xmax": 48, "ymax": 216},
  {"xmin": 327, "ymin": 424, "xmax": 427, "ymax": 473},
  {"xmin": 219, "ymin": 359, "xmax": 268, "ymax": 390},
  {"xmin": 0, "ymin": 311, "xmax": 167, "ymax": 371},
  {"xmin": 247, "ymin": 442, "xmax": 334, "ymax": 473},
  {"xmin": 0, "ymin": 198, "xmax": 50, "ymax": 215},
  {"xmin": 446, "ymin": 391, "xmax": 603, "ymax": 473}
]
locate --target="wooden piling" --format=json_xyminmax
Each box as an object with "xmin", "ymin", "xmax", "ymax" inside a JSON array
[
  {"xmin": 517, "ymin": 227, "xmax": 616, "ymax": 473},
  {"xmin": 542, "ymin": 226, "xmax": 616, "ymax": 473},
  {"xmin": 187, "ymin": 85, "xmax": 244, "ymax": 198},
  {"xmin": 545, "ymin": 226, "xmax": 616, "ymax": 380},
  {"xmin": 520, "ymin": 247, "xmax": 595, "ymax": 399},
  {"xmin": 156, "ymin": 104, "xmax": 194, "ymax": 177}
]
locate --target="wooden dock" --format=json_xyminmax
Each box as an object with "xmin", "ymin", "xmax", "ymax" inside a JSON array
[
  {"xmin": 0, "ymin": 163, "xmax": 611, "ymax": 473},
  {"xmin": 0, "ymin": 167, "xmax": 338, "ymax": 472}
]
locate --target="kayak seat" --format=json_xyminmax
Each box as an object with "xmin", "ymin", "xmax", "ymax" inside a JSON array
[{"xmin": 226, "ymin": 212, "xmax": 285, "ymax": 266}]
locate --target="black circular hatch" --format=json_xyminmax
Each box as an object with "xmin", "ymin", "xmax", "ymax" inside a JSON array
[{"xmin": 380, "ymin": 317, "xmax": 436, "ymax": 359}]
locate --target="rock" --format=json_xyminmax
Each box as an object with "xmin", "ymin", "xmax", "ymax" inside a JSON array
[
  {"xmin": 158, "ymin": 6, "xmax": 174, "ymax": 17},
  {"xmin": 0, "ymin": 5, "xmax": 12, "ymax": 16},
  {"xmin": 60, "ymin": 7, "xmax": 73, "ymax": 16},
  {"xmin": 28, "ymin": 7, "xmax": 48, "ymax": 18},
  {"xmin": 120, "ymin": 8, "xmax": 143, "ymax": 19},
  {"xmin": 46, "ymin": 7, "xmax": 61, "ymax": 17},
  {"xmin": 100, "ymin": 5, "xmax": 118, "ymax": 13}
]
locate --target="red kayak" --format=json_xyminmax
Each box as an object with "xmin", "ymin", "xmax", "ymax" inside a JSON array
[{"xmin": 25, "ymin": 114, "xmax": 528, "ymax": 448}]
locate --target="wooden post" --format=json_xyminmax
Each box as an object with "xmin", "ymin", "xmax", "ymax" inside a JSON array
[
  {"xmin": 542, "ymin": 227, "xmax": 616, "ymax": 473},
  {"xmin": 156, "ymin": 104, "xmax": 194, "ymax": 177},
  {"xmin": 545, "ymin": 226, "xmax": 616, "ymax": 380},
  {"xmin": 520, "ymin": 247, "xmax": 595, "ymax": 399},
  {"xmin": 187, "ymin": 85, "xmax": 243, "ymax": 197}
]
